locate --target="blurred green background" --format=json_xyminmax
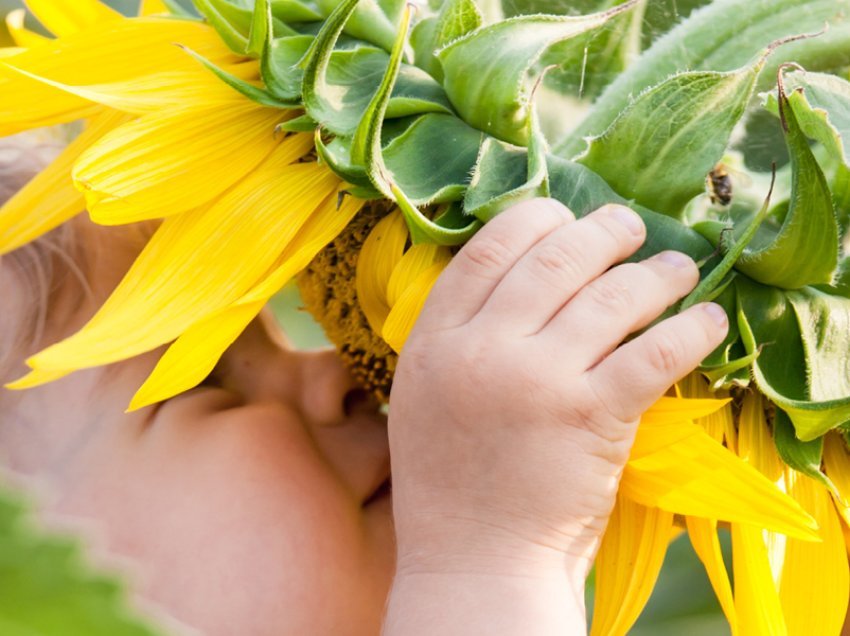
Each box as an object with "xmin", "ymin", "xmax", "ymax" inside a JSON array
[{"xmin": 0, "ymin": 1, "xmax": 732, "ymax": 633}]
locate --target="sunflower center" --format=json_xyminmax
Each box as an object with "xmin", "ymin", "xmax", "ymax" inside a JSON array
[{"xmin": 296, "ymin": 199, "xmax": 398, "ymax": 402}]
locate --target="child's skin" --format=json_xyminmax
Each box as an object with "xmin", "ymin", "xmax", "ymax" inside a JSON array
[
  {"xmin": 386, "ymin": 199, "xmax": 727, "ymax": 633},
  {"xmin": 1, "ymin": 176, "xmax": 727, "ymax": 633}
]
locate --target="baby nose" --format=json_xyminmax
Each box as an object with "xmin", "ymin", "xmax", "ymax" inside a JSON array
[
  {"xmin": 212, "ymin": 313, "xmax": 381, "ymax": 427},
  {"xmin": 298, "ymin": 348, "xmax": 381, "ymax": 427}
]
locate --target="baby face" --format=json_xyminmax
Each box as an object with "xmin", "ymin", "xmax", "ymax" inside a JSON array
[{"xmin": 0, "ymin": 222, "xmax": 395, "ymax": 635}]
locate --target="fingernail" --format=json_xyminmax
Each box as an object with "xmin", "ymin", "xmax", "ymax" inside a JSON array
[
  {"xmin": 702, "ymin": 302, "xmax": 728, "ymax": 328},
  {"xmin": 607, "ymin": 205, "xmax": 644, "ymax": 236},
  {"xmin": 655, "ymin": 250, "xmax": 693, "ymax": 269}
]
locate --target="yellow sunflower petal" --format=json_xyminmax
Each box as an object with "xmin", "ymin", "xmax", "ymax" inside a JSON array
[
  {"xmin": 778, "ymin": 470, "xmax": 850, "ymax": 636},
  {"xmin": 0, "ymin": 18, "xmax": 239, "ymax": 135},
  {"xmin": 25, "ymin": 157, "xmax": 340, "ymax": 376},
  {"xmin": 638, "ymin": 396, "xmax": 730, "ymax": 427},
  {"xmin": 240, "ymin": 192, "xmax": 365, "ymax": 304},
  {"xmin": 5, "ymin": 367, "xmax": 71, "ymax": 390},
  {"xmin": 0, "ymin": 109, "xmax": 131, "ymax": 254},
  {"xmin": 139, "ymin": 0, "xmax": 169, "ymax": 16},
  {"xmin": 686, "ymin": 516, "xmax": 738, "ymax": 634},
  {"xmin": 75, "ymin": 105, "xmax": 296, "ymax": 224},
  {"xmin": 738, "ymin": 391, "xmax": 784, "ymax": 481},
  {"xmin": 129, "ymin": 300, "xmax": 264, "ymax": 411},
  {"xmin": 621, "ymin": 417, "xmax": 819, "ymax": 540},
  {"xmin": 679, "ymin": 373, "xmax": 734, "ymax": 445},
  {"xmin": 6, "ymin": 9, "xmax": 50, "ymax": 48},
  {"xmin": 3, "ymin": 64, "xmax": 260, "ymax": 116},
  {"xmin": 385, "ymin": 243, "xmax": 450, "ymax": 306},
  {"xmin": 843, "ymin": 519, "xmax": 850, "ymax": 558},
  {"xmin": 823, "ymin": 432, "xmax": 850, "ymax": 526},
  {"xmin": 128, "ymin": 191, "xmax": 364, "ymax": 410},
  {"xmin": 732, "ymin": 523, "xmax": 787, "ymax": 636},
  {"xmin": 382, "ymin": 259, "xmax": 450, "ymax": 352},
  {"xmin": 590, "ymin": 495, "xmax": 674, "ymax": 636},
  {"xmin": 355, "ymin": 210, "xmax": 408, "ymax": 334},
  {"xmin": 24, "ymin": 0, "xmax": 121, "ymax": 37}
]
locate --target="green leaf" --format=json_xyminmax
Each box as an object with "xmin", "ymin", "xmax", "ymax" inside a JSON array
[
  {"xmin": 527, "ymin": 155, "xmax": 714, "ymax": 262},
  {"xmin": 307, "ymin": 47, "xmax": 451, "ymax": 136},
  {"xmin": 464, "ymin": 114, "xmax": 549, "ymax": 221},
  {"xmin": 464, "ymin": 139, "xmax": 530, "ymax": 220},
  {"xmin": 773, "ymin": 408, "xmax": 837, "ymax": 494},
  {"xmin": 376, "ymin": 0, "xmax": 405, "ymax": 26},
  {"xmin": 314, "ymin": 133, "xmax": 373, "ymax": 188},
  {"xmin": 194, "ymin": 0, "xmax": 251, "ymax": 53},
  {"xmin": 702, "ymin": 351, "xmax": 757, "ymax": 390},
  {"xmin": 263, "ymin": 34, "xmax": 313, "ymax": 102},
  {"xmin": 681, "ymin": 171, "xmax": 775, "ymax": 311},
  {"xmin": 410, "ymin": 17, "xmax": 441, "ymax": 78},
  {"xmin": 432, "ymin": 0, "xmax": 482, "ymax": 49},
  {"xmin": 824, "ymin": 256, "xmax": 850, "ymax": 298},
  {"xmin": 696, "ymin": 284, "xmax": 756, "ymax": 391},
  {"xmin": 787, "ymin": 289, "xmax": 850, "ymax": 407},
  {"xmin": 736, "ymin": 81, "xmax": 839, "ymax": 289},
  {"xmin": 277, "ymin": 113, "xmax": 317, "ymax": 131},
  {"xmin": 382, "ymin": 113, "xmax": 482, "ymax": 205},
  {"xmin": 737, "ymin": 277, "xmax": 850, "ymax": 441},
  {"xmin": 578, "ymin": 61, "xmax": 761, "ymax": 217},
  {"xmin": 0, "ymin": 485, "xmax": 165, "ymax": 636},
  {"xmin": 763, "ymin": 71, "xmax": 850, "ymax": 169},
  {"xmin": 300, "ymin": 0, "xmax": 364, "ymax": 104},
  {"xmin": 541, "ymin": 0, "xmax": 648, "ymax": 101},
  {"xmin": 832, "ymin": 163, "xmax": 850, "ymax": 230},
  {"xmin": 177, "ymin": 44, "xmax": 290, "ymax": 108},
  {"xmin": 436, "ymin": 1, "xmax": 637, "ymax": 146},
  {"xmin": 300, "ymin": 0, "xmax": 452, "ymax": 136},
  {"xmin": 271, "ymin": 0, "xmax": 324, "ymax": 22},
  {"xmin": 554, "ymin": 0, "xmax": 850, "ymax": 158},
  {"xmin": 313, "ymin": 0, "xmax": 401, "ymax": 51},
  {"xmin": 247, "ymin": 0, "xmax": 270, "ymax": 57},
  {"xmin": 410, "ymin": 0, "xmax": 482, "ymax": 82},
  {"xmin": 353, "ymin": 6, "xmax": 481, "ymax": 245}
]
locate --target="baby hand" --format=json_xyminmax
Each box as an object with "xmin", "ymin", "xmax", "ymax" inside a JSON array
[{"xmin": 387, "ymin": 199, "xmax": 728, "ymax": 584}]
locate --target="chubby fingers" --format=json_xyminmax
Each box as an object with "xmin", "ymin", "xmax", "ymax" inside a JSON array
[
  {"xmin": 475, "ymin": 204, "xmax": 646, "ymax": 333},
  {"xmin": 416, "ymin": 198, "xmax": 574, "ymax": 331},
  {"xmin": 543, "ymin": 250, "xmax": 700, "ymax": 368},
  {"xmin": 588, "ymin": 303, "xmax": 729, "ymax": 422}
]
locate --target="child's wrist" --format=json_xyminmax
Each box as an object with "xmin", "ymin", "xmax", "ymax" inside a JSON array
[
  {"xmin": 386, "ymin": 555, "xmax": 587, "ymax": 634},
  {"xmin": 394, "ymin": 526, "xmax": 591, "ymax": 590}
]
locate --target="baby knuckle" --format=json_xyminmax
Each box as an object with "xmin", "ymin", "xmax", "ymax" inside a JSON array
[
  {"xmin": 585, "ymin": 277, "xmax": 632, "ymax": 314},
  {"xmin": 646, "ymin": 334, "xmax": 685, "ymax": 374},
  {"xmin": 460, "ymin": 235, "xmax": 516, "ymax": 272},
  {"xmin": 529, "ymin": 241, "xmax": 585, "ymax": 284}
]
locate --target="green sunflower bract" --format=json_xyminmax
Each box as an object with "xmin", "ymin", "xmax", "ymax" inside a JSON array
[{"xmin": 5, "ymin": 0, "xmax": 850, "ymax": 633}]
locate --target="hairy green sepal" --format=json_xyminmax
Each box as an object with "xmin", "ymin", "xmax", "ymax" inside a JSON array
[
  {"xmin": 579, "ymin": 61, "xmax": 761, "ymax": 217},
  {"xmin": 436, "ymin": 1, "xmax": 638, "ymax": 146}
]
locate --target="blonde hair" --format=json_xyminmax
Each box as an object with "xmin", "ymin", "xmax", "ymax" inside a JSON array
[
  {"xmin": 0, "ymin": 134, "xmax": 161, "ymax": 386},
  {"xmin": 0, "ymin": 135, "xmax": 72, "ymax": 383}
]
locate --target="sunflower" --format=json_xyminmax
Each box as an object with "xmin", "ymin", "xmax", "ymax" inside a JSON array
[{"xmin": 4, "ymin": 1, "xmax": 850, "ymax": 634}]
